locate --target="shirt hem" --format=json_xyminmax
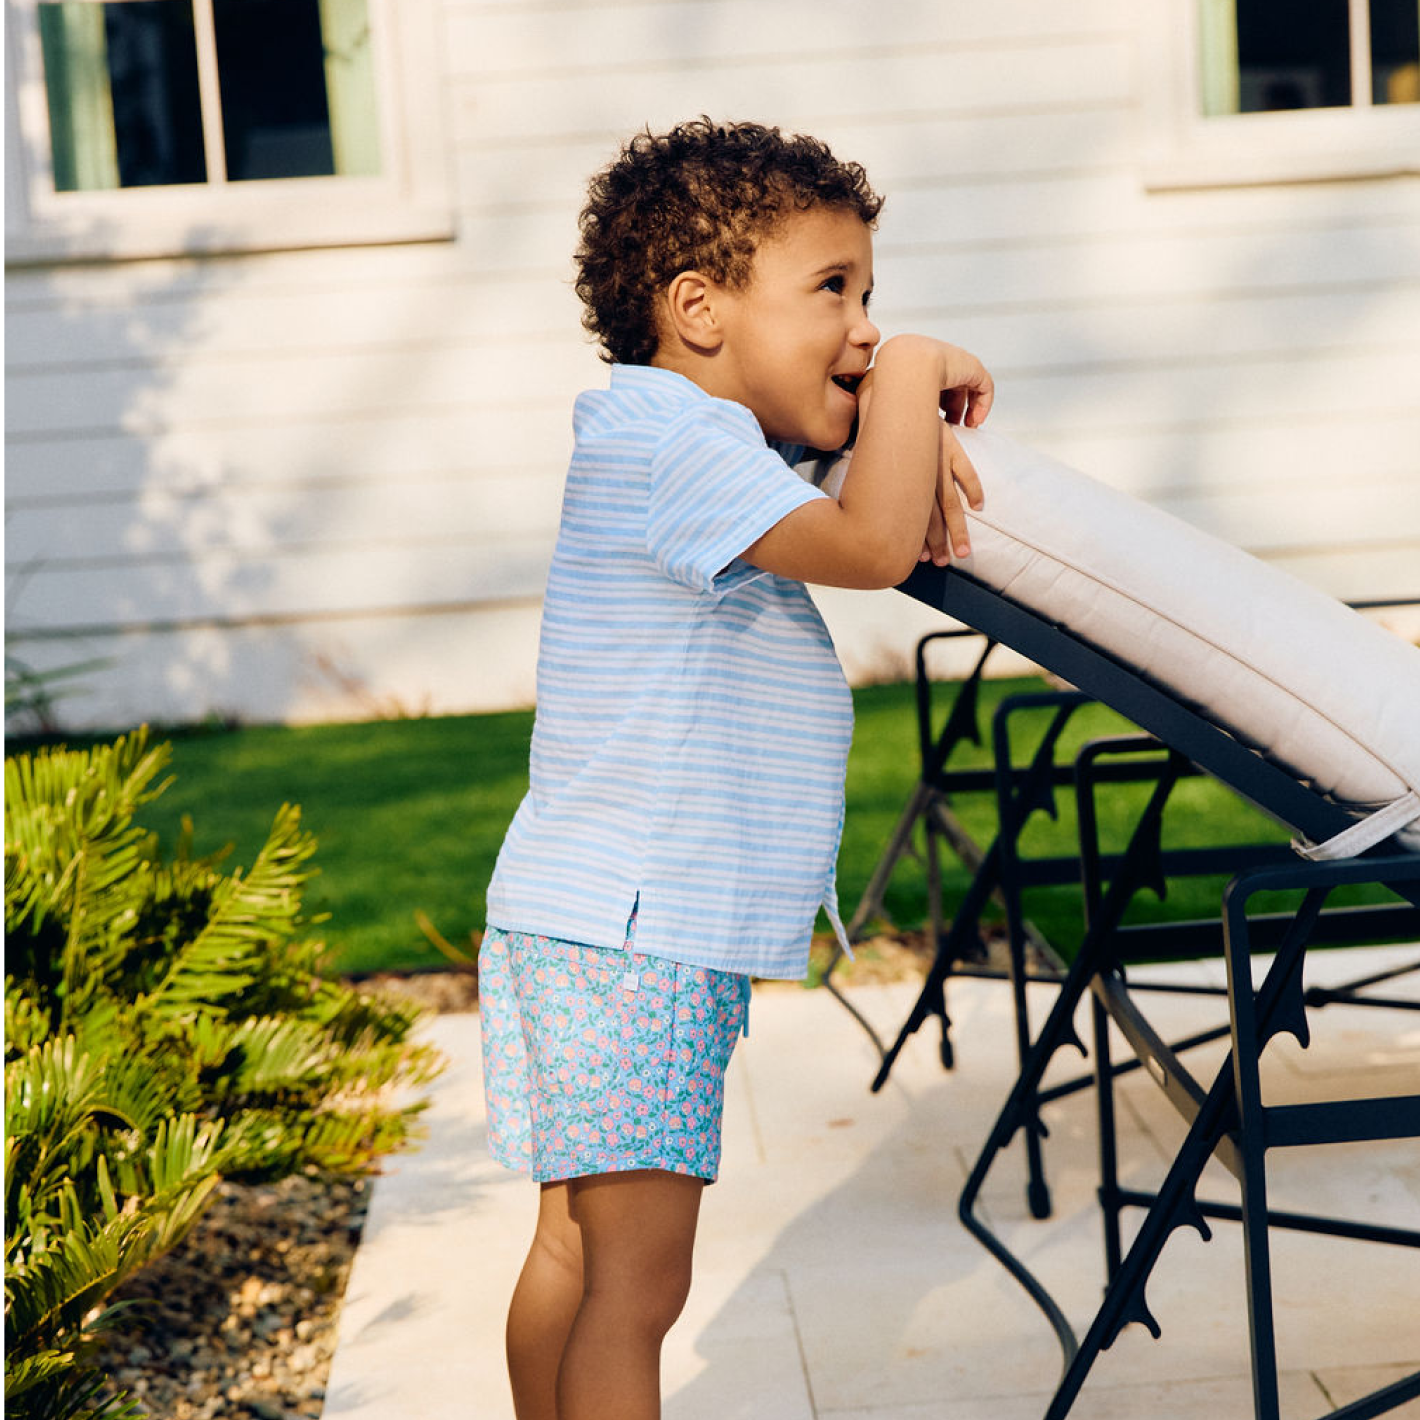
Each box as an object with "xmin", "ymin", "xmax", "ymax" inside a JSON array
[{"xmin": 483, "ymin": 913, "xmax": 811, "ymax": 982}]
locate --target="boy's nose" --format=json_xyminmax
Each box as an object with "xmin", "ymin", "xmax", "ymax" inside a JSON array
[{"xmin": 852, "ymin": 313, "xmax": 881, "ymax": 348}]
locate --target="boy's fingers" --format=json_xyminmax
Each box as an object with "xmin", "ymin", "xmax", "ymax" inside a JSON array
[
  {"xmin": 938, "ymin": 426, "xmax": 980, "ymax": 559},
  {"xmin": 952, "ymin": 443, "xmax": 985, "ymax": 511},
  {"xmin": 941, "ymin": 496, "xmax": 971, "ymax": 561},
  {"xmin": 964, "ymin": 373, "xmax": 995, "ymax": 427},
  {"xmin": 923, "ymin": 501, "xmax": 950, "ymax": 566},
  {"xmin": 939, "ymin": 357, "xmax": 995, "ymax": 428}
]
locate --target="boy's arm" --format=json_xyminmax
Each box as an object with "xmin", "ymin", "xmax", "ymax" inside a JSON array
[{"xmin": 741, "ymin": 335, "xmax": 993, "ymax": 590}]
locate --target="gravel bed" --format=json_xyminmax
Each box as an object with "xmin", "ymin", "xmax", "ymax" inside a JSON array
[{"xmin": 94, "ymin": 1172, "xmax": 370, "ymax": 1420}]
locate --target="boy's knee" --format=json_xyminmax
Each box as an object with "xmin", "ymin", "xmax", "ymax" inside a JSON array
[
  {"xmin": 587, "ymin": 1258, "xmax": 693, "ymax": 1341},
  {"xmin": 529, "ymin": 1214, "xmax": 583, "ymax": 1286},
  {"xmin": 530, "ymin": 1227, "xmax": 582, "ymax": 1285},
  {"xmin": 528, "ymin": 1183, "xmax": 584, "ymax": 1283}
]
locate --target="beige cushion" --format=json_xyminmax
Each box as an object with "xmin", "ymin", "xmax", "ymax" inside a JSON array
[{"xmin": 815, "ymin": 429, "xmax": 1420, "ymax": 855}]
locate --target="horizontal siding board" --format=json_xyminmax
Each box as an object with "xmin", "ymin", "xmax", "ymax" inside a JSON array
[
  {"xmin": 1151, "ymin": 475, "xmax": 1420, "ymax": 552},
  {"xmin": 451, "ymin": 40, "xmax": 1135, "ymax": 143},
  {"xmin": 880, "ymin": 218, "xmax": 1420, "ymax": 308},
  {"xmin": 9, "ymin": 469, "xmax": 566, "ymax": 563},
  {"xmin": 880, "ymin": 172, "xmax": 1420, "ymax": 249},
  {"xmin": 1014, "ymin": 412, "xmax": 1420, "ymax": 500},
  {"xmin": 1265, "ymin": 547, "xmax": 1420, "ymax": 603},
  {"xmin": 7, "ymin": 539, "xmax": 554, "ymax": 633},
  {"xmin": 3, "ymin": 240, "xmax": 483, "ymax": 311},
  {"xmin": 991, "ymin": 346, "xmax": 1419, "ymax": 434},
  {"xmin": 6, "ymin": 407, "xmax": 576, "ymax": 501},
  {"xmin": 5, "ymin": 603, "xmax": 546, "ymax": 727},
  {"xmin": 446, "ymin": 0, "xmax": 1130, "ymax": 76},
  {"xmin": 5, "ymin": 275, "xmax": 585, "ymax": 368},
  {"xmin": 877, "ymin": 284, "xmax": 1420, "ymax": 370},
  {"xmin": 454, "ymin": 109, "xmax": 1137, "ymax": 210},
  {"xmin": 438, "ymin": 203, "xmax": 1420, "ymax": 282},
  {"xmin": 6, "ymin": 341, "xmax": 605, "ymax": 437}
]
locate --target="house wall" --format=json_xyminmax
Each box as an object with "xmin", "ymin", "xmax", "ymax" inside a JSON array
[{"xmin": 7, "ymin": 0, "xmax": 1420, "ymax": 730}]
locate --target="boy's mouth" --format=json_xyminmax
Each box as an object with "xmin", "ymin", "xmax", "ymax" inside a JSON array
[{"xmin": 831, "ymin": 373, "xmax": 863, "ymax": 396}]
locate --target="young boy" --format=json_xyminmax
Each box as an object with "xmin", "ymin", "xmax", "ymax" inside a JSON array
[{"xmin": 480, "ymin": 117, "xmax": 993, "ymax": 1420}]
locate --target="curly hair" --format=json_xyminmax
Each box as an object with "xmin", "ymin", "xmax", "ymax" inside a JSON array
[{"xmin": 574, "ymin": 117, "xmax": 884, "ymax": 367}]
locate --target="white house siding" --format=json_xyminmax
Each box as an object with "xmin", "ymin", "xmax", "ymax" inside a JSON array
[{"xmin": 6, "ymin": 0, "xmax": 1419, "ymax": 729}]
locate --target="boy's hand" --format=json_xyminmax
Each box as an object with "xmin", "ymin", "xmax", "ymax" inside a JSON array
[
  {"xmin": 926, "ymin": 341, "xmax": 991, "ymax": 563},
  {"xmin": 921, "ymin": 421, "xmax": 984, "ymax": 566}
]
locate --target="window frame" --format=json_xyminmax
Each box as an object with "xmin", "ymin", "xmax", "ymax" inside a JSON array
[
  {"xmin": 4, "ymin": 0, "xmax": 454, "ymax": 264},
  {"xmin": 1140, "ymin": 0, "xmax": 1420, "ymax": 190}
]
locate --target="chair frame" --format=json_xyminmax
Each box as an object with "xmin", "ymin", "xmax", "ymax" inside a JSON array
[{"xmin": 865, "ymin": 564, "xmax": 1420, "ymax": 1419}]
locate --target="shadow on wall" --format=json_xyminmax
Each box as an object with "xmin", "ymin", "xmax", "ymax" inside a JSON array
[{"xmin": 4, "ymin": 205, "xmax": 553, "ymax": 733}]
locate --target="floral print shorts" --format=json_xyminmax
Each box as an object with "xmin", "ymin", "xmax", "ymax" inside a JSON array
[{"xmin": 478, "ymin": 922, "xmax": 750, "ymax": 1184}]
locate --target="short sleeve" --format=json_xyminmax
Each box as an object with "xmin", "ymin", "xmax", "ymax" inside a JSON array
[{"xmin": 647, "ymin": 403, "xmax": 828, "ymax": 596}]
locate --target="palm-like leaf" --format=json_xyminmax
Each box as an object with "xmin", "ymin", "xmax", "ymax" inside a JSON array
[
  {"xmin": 5, "ymin": 730, "xmax": 441, "ymax": 1417},
  {"xmin": 133, "ymin": 804, "xmax": 315, "ymax": 1018},
  {"xmin": 4, "ymin": 1200, "xmax": 151, "ymax": 1364}
]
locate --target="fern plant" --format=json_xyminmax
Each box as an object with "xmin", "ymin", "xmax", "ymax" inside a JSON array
[{"xmin": 4, "ymin": 729, "xmax": 442, "ymax": 1419}]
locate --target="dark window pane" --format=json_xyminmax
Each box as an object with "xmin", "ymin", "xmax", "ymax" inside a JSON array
[
  {"xmin": 40, "ymin": 0, "xmax": 206, "ymax": 190},
  {"xmin": 1371, "ymin": 0, "xmax": 1420, "ymax": 102},
  {"xmin": 105, "ymin": 1, "xmax": 206, "ymax": 186},
  {"xmin": 213, "ymin": 0, "xmax": 335, "ymax": 180},
  {"xmin": 1236, "ymin": 0, "xmax": 1352, "ymax": 110}
]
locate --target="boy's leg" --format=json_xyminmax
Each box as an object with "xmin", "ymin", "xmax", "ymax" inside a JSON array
[
  {"xmin": 507, "ymin": 1180, "xmax": 583, "ymax": 1420},
  {"xmin": 558, "ymin": 1168, "xmax": 705, "ymax": 1420}
]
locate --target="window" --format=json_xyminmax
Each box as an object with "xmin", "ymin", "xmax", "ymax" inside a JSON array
[
  {"xmin": 1142, "ymin": 0, "xmax": 1420, "ymax": 187},
  {"xmin": 1199, "ymin": 0, "xmax": 1419, "ymax": 115},
  {"xmin": 6, "ymin": 0, "xmax": 451, "ymax": 262}
]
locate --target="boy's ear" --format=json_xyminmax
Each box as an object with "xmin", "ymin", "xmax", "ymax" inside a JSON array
[{"xmin": 661, "ymin": 270, "xmax": 725, "ymax": 353}]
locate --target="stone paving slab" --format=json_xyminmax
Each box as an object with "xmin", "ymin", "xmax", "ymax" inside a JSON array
[{"xmin": 322, "ymin": 945, "xmax": 1420, "ymax": 1419}]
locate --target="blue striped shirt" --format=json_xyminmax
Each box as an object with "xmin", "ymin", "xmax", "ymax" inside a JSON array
[{"xmin": 485, "ymin": 364, "xmax": 854, "ymax": 979}]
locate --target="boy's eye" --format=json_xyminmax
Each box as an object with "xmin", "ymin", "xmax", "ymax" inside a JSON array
[{"xmin": 820, "ymin": 275, "xmax": 846, "ymax": 294}]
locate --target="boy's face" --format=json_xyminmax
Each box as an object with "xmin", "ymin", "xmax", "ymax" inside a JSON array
[{"xmin": 705, "ymin": 205, "xmax": 880, "ymax": 451}]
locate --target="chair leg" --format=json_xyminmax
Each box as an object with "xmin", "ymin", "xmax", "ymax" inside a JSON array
[
  {"xmin": 1223, "ymin": 885, "xmax": 1329, "ymax": 1420},
  {"xmin": 1092, "ymin": 991, "xmax": 1125, "ymax": 1281}
]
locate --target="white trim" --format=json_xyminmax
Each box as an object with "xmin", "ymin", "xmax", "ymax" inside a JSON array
[
  {"xmin": 1140, "ymin": 0, "xmax": 1420, "ymax": 191},
  {"xmin": 1293, "ymin": 791, "xmax": 1420, "ymax": 860},
  {"xmin": 1349, "ymin": 0, "xmax": 1373, "ymax": 111},
  {"xmin": 4, "ymin": 0, "xmax": 455, "ymax": 265},
  {"xmin": 191, "ymin": 0, "xmax": 229, "ymax": 184}
]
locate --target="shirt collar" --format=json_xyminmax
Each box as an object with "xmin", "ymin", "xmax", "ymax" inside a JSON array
[
  {"xmin": 608, "ymin": 364, "xmax": 805, "ymax": 465},
  {"xmin": 610, "ymin": 362, "xmax": 715, "ymax": 405}
]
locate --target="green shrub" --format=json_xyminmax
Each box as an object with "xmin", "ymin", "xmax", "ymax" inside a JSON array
[{"xmin": 4, "ymin": 730, "xmax": 442, "ymax": 1420}]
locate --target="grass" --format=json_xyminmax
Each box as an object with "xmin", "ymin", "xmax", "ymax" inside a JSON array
[{"xmin": 14, "ymin": 676, "xmax": 1392, "ymax": 976}]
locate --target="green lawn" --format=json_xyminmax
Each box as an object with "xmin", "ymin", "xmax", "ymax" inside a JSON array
[{"xmin": 17, "ymin": 676, "xmax": 1375, "ymax": 976}]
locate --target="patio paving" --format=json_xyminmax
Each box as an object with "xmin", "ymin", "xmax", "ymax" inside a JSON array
[{"xmin": 322, "ymin": 944, "xmax": 1420, "ymax": 1419}]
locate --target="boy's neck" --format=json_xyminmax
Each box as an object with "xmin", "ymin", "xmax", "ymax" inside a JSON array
[{"xmin": 649, "ymin": 345, "xmax": 723, "ymax": 400}]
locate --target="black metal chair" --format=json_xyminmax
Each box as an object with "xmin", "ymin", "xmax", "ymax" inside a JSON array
[{"xmin": 867, "ymin": 564, "xmax": 1420, "ymax": 1420}]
